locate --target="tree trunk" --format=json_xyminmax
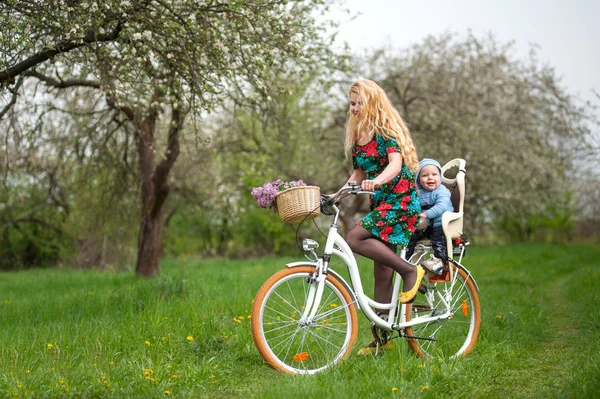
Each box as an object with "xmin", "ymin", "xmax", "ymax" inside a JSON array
[
  {"xmin": 129, "ymin": 94, "xmax": 182, "ymax": 277},
  {"xmin": 136, "ymin": 212, "xmax": 163, "ymax": 276}
]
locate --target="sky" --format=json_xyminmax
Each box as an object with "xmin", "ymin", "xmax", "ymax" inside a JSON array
[{"xmin": 331, "ymin": 0, "xmax": 600, "ymax": 105}]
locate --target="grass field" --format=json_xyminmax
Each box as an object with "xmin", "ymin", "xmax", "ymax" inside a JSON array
[{"xmin": 1, "ymin": 243, "xmax": 599, "ymax": 398}]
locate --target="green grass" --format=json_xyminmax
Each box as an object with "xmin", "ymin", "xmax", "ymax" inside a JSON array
[{"xmin": 1, "ymin": 243, "xmax": 599, "ymax": 398}]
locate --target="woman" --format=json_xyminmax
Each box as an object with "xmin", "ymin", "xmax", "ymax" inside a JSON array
[{"xmin": 339, "ymin": 80, "xmax": 424, "ymax": 355}]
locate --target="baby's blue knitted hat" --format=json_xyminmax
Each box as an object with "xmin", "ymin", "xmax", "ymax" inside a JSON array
[{"xmin": 418, "ymin": 158, "xmax": 442, "ymax": 176}]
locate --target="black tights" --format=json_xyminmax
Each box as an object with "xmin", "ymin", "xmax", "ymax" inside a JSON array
[{"xmin": 346, "ymin": 225, "xmax": 418, "ymax": 307}]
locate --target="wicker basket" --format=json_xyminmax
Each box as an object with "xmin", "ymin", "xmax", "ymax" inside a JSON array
[{"xmin": 275, "ymin": 186, "xmax": 321, "ymax": 224}]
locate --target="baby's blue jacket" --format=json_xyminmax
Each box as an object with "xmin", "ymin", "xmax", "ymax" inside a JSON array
[{"xmin": 419, "ymin": 184, "xmax": 454, "ymax": 228}]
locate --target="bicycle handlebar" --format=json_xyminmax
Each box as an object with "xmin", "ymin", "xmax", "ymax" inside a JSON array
[
  {"xmin": 321, "ymin": 182, "xmax": 374, "ymax": 208},
  {"xmin": 338, "ymin": 184, "xmax": 374, "ymax": 197}
]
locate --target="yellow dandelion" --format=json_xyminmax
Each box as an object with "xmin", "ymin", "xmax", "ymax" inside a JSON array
[
  {"xmin": 47, "ymin": 343, "xmax": 53, "ymax": 349},
  {"xmin": 164, "ymin": 390, "xmax": 171, "ymax": 396},
  {"xmin": 25, "ymin": 370, "xmax": 31, "ymax": 374},
  {"xmin": 247, "ymin": 315, "xmax": 251, "ymax": 319},
  {"xmin": 421, "ymin": 386, "xmax": 429, "ymax": 392},
  {"xmin": 187, "ymin": 336, "xmax": 194, "ymax": 341},
  {"xmin": 392, "ymin": 387, "xmax": 399, "ymax": 392},
  {"xmin": 496, "ymin": 315, "xmax": 502, "ymax": 319},
  {"xmin": 145, "ymin": 340, "xmax": 151, "ymax": 346}
]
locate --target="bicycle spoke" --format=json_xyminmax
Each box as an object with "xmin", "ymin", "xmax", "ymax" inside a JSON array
[
  {"xmin": 252, "ymin": 267, "xmax": 358, "ymax": 374},
  {"xmin": 405, "ymin": 266, "xmax": 480, "ymax": 359}
]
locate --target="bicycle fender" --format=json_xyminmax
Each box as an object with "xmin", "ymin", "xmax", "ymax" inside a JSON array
[
  {"xmin": 285, "ymin": 262, "xmax": 360, "ymax": 309},
  {"xmin": 450, "ymin": 259, "xmax": 480, "ymax": 292}
]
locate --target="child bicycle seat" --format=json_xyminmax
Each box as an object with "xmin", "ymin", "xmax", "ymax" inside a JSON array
[{"xmin": 440, "ymin": 158, "xmax": 467, "ymax": 260}]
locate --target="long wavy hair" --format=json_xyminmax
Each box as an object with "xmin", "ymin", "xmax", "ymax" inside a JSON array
[{"xmin": 345, "ymin": 79, "xmax": 419, "ymax": 172}]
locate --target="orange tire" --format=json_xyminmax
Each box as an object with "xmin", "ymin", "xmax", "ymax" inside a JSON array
[{"xmin": 251, "ymin": 266, "xmax": 358, "ymax": 374}]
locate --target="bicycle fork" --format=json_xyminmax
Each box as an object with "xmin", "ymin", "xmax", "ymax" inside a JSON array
[{"xmin": 298, "ymin": 267, "xmax": 327, "ymax": 327}]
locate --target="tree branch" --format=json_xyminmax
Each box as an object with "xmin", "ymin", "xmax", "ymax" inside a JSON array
[
  {"xmin": 152, "ymin": 106, "xmax": 184, "ymax": 217},
  {"xmin": 0, "ymin": 216, "xmax": 74, "ymax": 241},
  {"xmin": 23, "ymin": 70, "xmax": 101, "ymax": 89},
  {"xmin": 0, "ymin": 23, "xmax": 122, "ymax": 85},
  {"xmin": 0, "ymin": 77, "xmax": 24, "ymax": 120}
]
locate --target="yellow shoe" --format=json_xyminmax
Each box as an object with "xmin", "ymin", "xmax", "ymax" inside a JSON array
[
  {"xmin": 399, "ymin": 266, "xmax": 426, "ymax": 304},
  {"xmin": 357, "ymin": 340, "xmax": 393, "ymax": 356}
]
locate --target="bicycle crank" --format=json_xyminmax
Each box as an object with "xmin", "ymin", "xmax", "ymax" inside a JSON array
[{"xmin": 402, "ymin": 332, "xmax": 437, "ymax": 342}]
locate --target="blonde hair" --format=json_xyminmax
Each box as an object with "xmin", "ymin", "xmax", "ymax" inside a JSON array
[{"xmin": 345, "ymin": 80, "xmax": 419, "ymax": 172}]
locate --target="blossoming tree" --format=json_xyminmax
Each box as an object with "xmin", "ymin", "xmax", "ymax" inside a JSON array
[{"xmin": 0, "ymin": 0, "xmax": 343, "ymax": 275}]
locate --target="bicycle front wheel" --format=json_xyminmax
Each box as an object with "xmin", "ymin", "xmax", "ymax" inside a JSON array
[
  {"xmin": 251, "ymin": 265, "xmax": 358, "ymax": 375},
  {"xmin": 405, "ymin": 265, "xmax": 480, "ymax": 359}
]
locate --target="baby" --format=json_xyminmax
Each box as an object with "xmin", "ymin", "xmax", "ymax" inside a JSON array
[{"xmin": 407, "ymin": 158, "xmax": 454, "ymax": 274}]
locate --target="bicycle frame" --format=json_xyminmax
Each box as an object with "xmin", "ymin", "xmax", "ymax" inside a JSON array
[{"xmin": 287, "ymin": 191, "xmax": 459, "ymax": 333}]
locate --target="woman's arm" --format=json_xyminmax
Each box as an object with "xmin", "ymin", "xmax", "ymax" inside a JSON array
[
  {"xmin": 361, "ymin": 152, "xmax": 402, "ymax": 191},
  {"xmin": 347, "ymin": 168, "xmax": 367, "ymax": 186},
  {"xmin": 329, "ymin": 168, "xmax": 366, "ymax": 198}
]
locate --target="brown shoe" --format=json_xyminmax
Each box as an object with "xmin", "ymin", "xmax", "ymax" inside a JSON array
[{"xmin": 357, "ymin": 340, "xmax": 393, "ymax": 356}]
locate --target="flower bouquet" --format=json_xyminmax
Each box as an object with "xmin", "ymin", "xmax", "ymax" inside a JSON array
[{"xmin": 251, "ymin": 179, "xmax": 321, "ymax": 223}]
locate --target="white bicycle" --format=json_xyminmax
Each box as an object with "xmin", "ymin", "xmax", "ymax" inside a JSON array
[{"xmin": 251, "ymin": 160, "xmax": 480, "ymax": 375}]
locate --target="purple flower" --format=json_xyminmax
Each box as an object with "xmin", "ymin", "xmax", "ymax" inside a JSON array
[{"xmin": 251, "ymin": 179, "xmax": 307, "ymax": 209}]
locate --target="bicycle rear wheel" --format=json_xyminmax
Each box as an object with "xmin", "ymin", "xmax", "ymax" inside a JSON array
[
  {"xmin": 405, "ymin": 265, "xmax": 480, "ymax": 358},
  {"xmin": 251, "ymin": 265, "xmax": 358, "ymax": 374}
]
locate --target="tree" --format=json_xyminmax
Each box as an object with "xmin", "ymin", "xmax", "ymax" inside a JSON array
[
  {"xmin": 1, "ymin": 0, "xmax": 343, "ymax": 275},
  {"xmin": 362, "ymin": 33, "xmax": 597, "ymax": 240}
]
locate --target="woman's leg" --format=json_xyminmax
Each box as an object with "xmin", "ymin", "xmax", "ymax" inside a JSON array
[
  {"xmin": 346, "ymin": 225, "xmax": 417, "ymax": 290},
  {"xmin": 374, "ymin": 260, "xmax": 394, "ymax": 306},
  {"xmin": 374, "ymin": 241, "xmax": 397, "ymax": 311}
]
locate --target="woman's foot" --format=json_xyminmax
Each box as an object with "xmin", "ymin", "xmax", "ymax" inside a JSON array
[{"xmin": 399, "ymin": 266, "xmax": 426, "ymax": 303}]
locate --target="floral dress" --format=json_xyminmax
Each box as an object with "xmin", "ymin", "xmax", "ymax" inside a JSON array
[{"xmin": 352, "ymin": 134, "xmax": 421, "ymax": 246}]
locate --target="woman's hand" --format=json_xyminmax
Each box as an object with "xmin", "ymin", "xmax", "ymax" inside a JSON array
[{"xmin": 361, "ymin": 179, "xmax": 381, "ymax": 191}]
